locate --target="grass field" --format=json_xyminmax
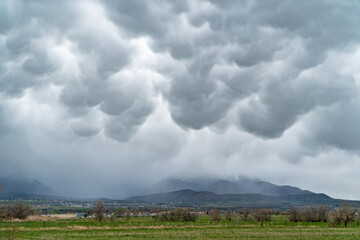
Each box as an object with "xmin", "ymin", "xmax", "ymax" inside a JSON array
[{"xmin": 1, "ymin": 216, "xmax": 360, "ymax": 239}]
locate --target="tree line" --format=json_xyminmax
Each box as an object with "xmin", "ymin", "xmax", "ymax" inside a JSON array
[
  {"xmin": 1, "ymin": 199, "xmax": 359, "ymax": 228},
  {"xmin": 288, "ymin": 205, "xmax": 357, "ymax": 227},
  {"xmin": 0, "ymin": 202, "xmax": 36, "ymax": 219}
]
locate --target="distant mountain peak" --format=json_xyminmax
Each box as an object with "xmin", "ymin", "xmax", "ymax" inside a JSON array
[
  {"xmin": 0, "ymin": 175, "xmax": 53, "ymax": 197},
  {"xmin": 152, "ymin": 176, "xmax": 312, "ymax": 196},
  {"xmin": 126, "ymin": 189, "xmax": 341, "ymax": 208}
]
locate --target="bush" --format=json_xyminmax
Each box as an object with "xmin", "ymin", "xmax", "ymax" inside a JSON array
[
  {"xmin": 288, "ymin": 206, "xmax": 329, "ymax": 223},
  {"xmin": 93, "ymin": 200, "xmax": 106, "ymax": 221},
  {"xmin": 241, "ymin": 208, "xmax": 251, "ymax": 222},
  {"xmin": 254, "ymin": 209, "xmax": 272, "ymax": 223},
  {"xmin": 125, "ymin": 210, "xmax": 131, "ymax": 221},
  {"xmin": 288, "ymin": 206, "xmax": 301, "ymax": 222},
  {"xmin": 6, "ymin": 202, "xmax": 36, "ymax": 219},
  {"xmin": 114, "ymin": 208, "xmax": 123, "ymax": 218},
  {"xmin": 303, "ymin": 206, "xmax": 328, "ymax": 222},
  {"xmin": 225, "ymin": 209, "xmax": 232, "ymax": 222},
  {"xmin": 328, "ymin": 205, "xmax": 356, "ymax": 227},
  {"xmin": 181, "ymin": 209, "xmax": 198, "ymax": 222},
  {"xmin": 210, "ymin": 209, "xmax": 222, "ymax": 222},
  {"xmin": 156, "ymin": 208, "xmax": 198, "ymax": 222},
  {"xmin": 301, "ymin": 206, "xmax": 328, "ymax": 223},
  {"xmin": 157, "ymin": 210, "xmax": 179, "ymax": 222}
]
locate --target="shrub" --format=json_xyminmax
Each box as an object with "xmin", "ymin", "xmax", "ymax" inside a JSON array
[
  {"xmin": 329, "ymin": 204, "xmax": 356, "ymax": 227},
  {"xmin": 156, "ymin": 209, "xmax": 198, "ymax": 222},
  {"xmin": 181, "ymin": 208, "xmax": 198, "ymax": 222},
  {"xmin": 125, "ymin": 210, "xmax": 131, "ymax": 221},
  {"xmin": 303, "ymin": 206, "xmax": 328, "ymax": 223},
  {"xmin": 288, "ymin": 206, "xmax": 301, "ymax": 222},
  {"xmin": 115, "ymin": 208, "xmax": 123, "ymax": 218},
  {"xmin": 6, "ymin": 202, "xmax": 36, "ymax": 219},
  {"xmin": 254, "ymin": 209, "xmax": 272, "ymax": 223},
  {"xmin": 225, "ymin": 209, "xmax": 232, "ymax": 222},
  {"xmin": 93, "ymin": 200, "xmax": 106, "ymax": 221},
  {"xmin": 210, "ymin": 209, "xmax": 222, "ymax": 222},
  {"xmin": 240, "ymin": 207, "xmax": 251, "ymax": 222}
]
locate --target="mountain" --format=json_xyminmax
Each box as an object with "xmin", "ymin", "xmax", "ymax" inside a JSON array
[
  {"xmin": 127, "ymin": 189, "xmax": 358, "ymax": 208},
  {"xmin": 128, "ymin": 189, "xmax": 219, "ymax": 203},
  {"xmin": 228, "ymin": 179, "xmax": 312, "ymax": 195},
  {"xmin": 0, "ymin": 176, "xmax": 53, "ymax": 197},
  {"xmin": 154, "ymin": 179, "xmax": 202, "ymax": 193},
  {"xmin": 131, "ymin": 177, "xmax": 358, "ymax": 208},
  {"xmin": 152, "ymin": 177, "xmax": 311, "ymax": 196}
]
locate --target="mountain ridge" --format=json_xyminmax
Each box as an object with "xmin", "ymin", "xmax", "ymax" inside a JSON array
[
  {"xmin": 152, "ymin": 177, "xmax": 312, "ymax": 196},
  {"xmin": 126, "ymin": 189, "xmax": 358, "ymax": 208},
  {"xmin": 0, "ymin": 176, "xmax": 53, "ymax": 197}
]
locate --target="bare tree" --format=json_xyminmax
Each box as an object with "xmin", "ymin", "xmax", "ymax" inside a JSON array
[
  {"xmin": 125, "ymin": 209, "xmax": 131, "ymax": 221},
  {"xmin": 300, "ymin": 206, "xmax": 329, "ymax": 223},
  {"xmin": 254, "ymin": 209, "xmax": 273, "ymax": 224},
  {"xmin": 157, "ymin": 210, "xmax": 178, "ymax": 222},
  {"xmin": 304, "ymin": 206, "xmax": 317, "ymax": 222},
  {"xmin": 225, "ymin": 209, "xmax": 232, "ymax": 222},
  {"xmin": 115, "ymin": 208, "xmax": 123, "ymax": 218},
  {"xmin": 331, "ymin": 204, "xmax": 356, "ymax": 227},
  {"xmin": 342, "ymin": 205, "xmax": 356, "ymax": 228},
  {"xmin": 155, "ymin": 208, "xmax": 197, "ymax": 222},
  {"xmin": 210, "ymin": 209, "xmax": 221, "ymax": 222},
  {"xmin": 317, "ymin": 206, "xmax": 329, "ymax": 222},
  {"xmin": 242, "ymin": 207, "xmax": 250, "ymax": 222},
  {"xmin": 93, "ymin": 200, "xmax": 106, "ymax": 221},
  {"xmin": 288, "ymin": 206, "xmax": 301, "ymax": 222},
  {"xmin": 7, "ymin": 202, "xmax": 36, "ymax": 219},
  {"xmin": 181, "ymin": 208, "xmax": 198, "ymax": 222}
]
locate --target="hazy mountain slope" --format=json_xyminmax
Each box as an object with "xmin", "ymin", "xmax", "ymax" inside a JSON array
[
  {"xmin": 153, "ymin": 179, "xmax": 202, "ymax": 193},
  {"xmin": 127, "ymin": 189, "xmax": 219, "ymax": 202},
  {"xmin": 232, "ymin": 179, "xmax": 311, "ymax": 195},
  {"xmin": 0, "ymin": 176, "xmax": 53, "ymax": 196},
  {"xmin": 155, "ymin": 177, "xmax": 311, "ymax": 196},
  {"xmin": 126, "ymin": 189, "xmax": 347, "ymax": 207},
  {"xmin": 204, "ymin": 180, "xmax": 241, "ymax": 194}
]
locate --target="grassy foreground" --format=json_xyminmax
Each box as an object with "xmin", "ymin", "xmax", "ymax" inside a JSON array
[{"xmin": 1, "ymin": 216, "xmax": 360, "ymax": 239}]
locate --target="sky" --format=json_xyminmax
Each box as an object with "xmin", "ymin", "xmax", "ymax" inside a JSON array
[{"xmin": 1, "ymin": 0, "xmax": 360, "ymax": 199}]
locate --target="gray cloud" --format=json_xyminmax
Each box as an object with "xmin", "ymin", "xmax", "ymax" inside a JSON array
[
  {"xmin": 71, "ymin": 120, "xmax": 100, "ymax": 137},
  {"xmin": 22, "ymin": 52, "xmax": 56, "ymax": 75},
  {"xmin": 103, "ymin": 0, "xmax": 189, "ymax": 37},
  {"xmin": 304, "ymin": 98, "xmax": 360, "ymax": 151},
  {"xmin": 1, "ymin": 0, "xmax": 360, "ymax": 199},
  {"xmin": 104, "ymin": 100, "xmax": 153, "ymax": 142},
  {"xmin": 239, "ymin": 70, "xmax": 356, "ymax": 138},
  {"xmin": 147, "ymin": 0, "xmax": 360, "ymax": 139},
  {"xmin": 1, "ymin": 0, "xmax": 154, "ymax": 142}
]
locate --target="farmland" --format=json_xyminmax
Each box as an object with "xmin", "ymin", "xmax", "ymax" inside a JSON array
[{"xmin": 1, "ymin": 216, "xmax": 360, "ymax": 239}]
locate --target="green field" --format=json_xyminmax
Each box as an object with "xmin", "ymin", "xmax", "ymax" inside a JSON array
[{"xmin": 1, "ymin": 216, "xmax": 360, "ymax": 239}]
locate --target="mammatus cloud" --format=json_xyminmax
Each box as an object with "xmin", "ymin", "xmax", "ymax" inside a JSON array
[{"xmin": 1, "ymin": 0, "xmax": 360, "ymax": 199}]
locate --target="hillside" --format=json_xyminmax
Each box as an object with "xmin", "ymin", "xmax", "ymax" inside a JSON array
[
  {"xmin": 127, "ymin": 189, "xmax": 358, "ymax": 208},
  {"xmin": 0, "ymin": 176, "xmax": 53, "ymax": 197},
  {"xmin": 152, "ymin": 177, "xmax": 311, "ymax": 196}
]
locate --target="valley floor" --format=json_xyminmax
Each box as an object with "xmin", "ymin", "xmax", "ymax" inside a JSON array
[{"xmin": 1, "ymin": 216, "xmax": 360, "ymax": 239}]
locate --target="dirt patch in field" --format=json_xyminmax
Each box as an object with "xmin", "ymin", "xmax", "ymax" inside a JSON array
[
  {"xmin": 66, "ymin": 226, "xmax": 88, "ymax": 230},
  {"xmin": 26, "ymin": 215, "xmax": 48, "ymax": 221},
  {"xmin": 5, "ymin": 216, "xmax": 47, "ymax": 222},
  {"xmin": 23, "ymin": 214, "xmax": 76, "ymax": 221},
  {"xmin": 7, "ymin": 214, "xmax": 76, "ymax": 222},
  {"xmin": 47, "ymin": 214, "xmax": 76, "ymax": 220}
]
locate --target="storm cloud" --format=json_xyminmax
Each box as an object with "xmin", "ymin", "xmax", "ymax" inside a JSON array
[{"xmin": 1, "ymin": 0, "xmax": 360, "ymax": 199}]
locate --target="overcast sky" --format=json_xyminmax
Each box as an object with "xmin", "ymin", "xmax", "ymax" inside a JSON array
[{"xmin": 1, "ymin": 0, "xmax": 360, "ymax": 199}]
